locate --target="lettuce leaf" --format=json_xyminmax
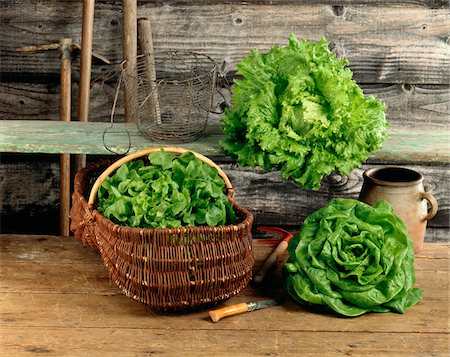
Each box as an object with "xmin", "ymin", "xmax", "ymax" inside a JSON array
[
  {"xmin": 284, "ymin": 198, "xmax": 423, "ymax": 317},
  {"xmin": 97, "ymin": 150, "xmax": 236, "ymax": 229},
  {"xmin": 221, "ymin": 35, "xmax": 388, "ymax": 190}
]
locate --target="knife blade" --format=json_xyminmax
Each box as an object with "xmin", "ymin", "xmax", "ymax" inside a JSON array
[{"xmin": 209, "ymin": 299, "xmax": 282, "ymax": 322}]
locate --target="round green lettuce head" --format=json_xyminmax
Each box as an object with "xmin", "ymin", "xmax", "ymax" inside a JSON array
[
  {"xmin": 284, "ymin": 198, "xmax": 423, "ymax": 317},
  {"xmin": 221, "ymin": 35, "xmax": 388, "ymax": 190}
]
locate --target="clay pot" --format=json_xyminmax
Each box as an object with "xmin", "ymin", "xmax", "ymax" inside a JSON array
[{"xmin": 359, "ymin": 166, "xmax": 438, "ymax": 253}]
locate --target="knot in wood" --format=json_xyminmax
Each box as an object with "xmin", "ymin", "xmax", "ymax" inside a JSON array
[{"xmin": 331, "ymin": 5, "xmax": 345, "ymax": 17}]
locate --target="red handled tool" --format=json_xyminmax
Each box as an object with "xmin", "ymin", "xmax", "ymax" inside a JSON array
[{"xmin": 253, "ymin": 226, "xmax": 295, "ymax": 285}]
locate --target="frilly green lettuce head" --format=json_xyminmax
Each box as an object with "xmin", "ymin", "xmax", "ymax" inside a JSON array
[
  {"xmin": 284, "ymin": 198, "xmax": 423, "ymax": 317},
  {"xmin": 221, "ymin": 35, "xmax": 389, "ymax": 190}
]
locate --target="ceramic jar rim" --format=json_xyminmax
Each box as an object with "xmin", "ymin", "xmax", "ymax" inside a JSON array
[{"xmin": 363, "ymin": 166, "xmax": 423, "ymax": 187}]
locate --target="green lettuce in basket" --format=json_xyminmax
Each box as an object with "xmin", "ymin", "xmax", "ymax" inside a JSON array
[
  {"xmin": 284, "ymin": 198, "xmax": 423, "ymax": 317},
  {"xmin": 221, "ymin": 34, "xmax": 388, "ymax": 190},
  {"xmin": 97, "ymin": 150, "xmax": 236, "ymax": 229}
]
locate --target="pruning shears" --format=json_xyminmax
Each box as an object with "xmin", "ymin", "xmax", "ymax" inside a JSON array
[{"xmin": 253, "ymin": 226, "xmax": 296, "ymax": 285}]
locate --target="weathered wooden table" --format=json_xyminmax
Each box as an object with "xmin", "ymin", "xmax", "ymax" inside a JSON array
[{"xmin": 1, "ymin": 234, "xmax": 448, "ymax": 356}]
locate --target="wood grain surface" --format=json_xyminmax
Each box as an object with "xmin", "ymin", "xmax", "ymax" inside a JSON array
[
  {"xmin": 226, "ymin": 163, "xmax": 450, "ymax": 229},
  {"xmin": 1, "ymin": 2, "xmax": 449, "ymax": 84},
  {"xmin": 0, "ymin": 234, "xmax": 448, "ymax": 356},
  {"xmin": 1, "ymin": 155, "xmax": 448, "ymax": 237},
  {"xmin": 1, "ymin": 120, "xmax": 449, "ymax": 162},
  {"xmin": 1, "ymin": 83, "xmax": 449, "ymax": 129}
]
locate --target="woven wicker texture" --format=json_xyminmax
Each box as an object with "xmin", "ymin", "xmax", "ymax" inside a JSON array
[
  {"xmin": 70, "ymin": 159, "xmax": 112, "ymax": 249},
  {"xmin": 70, "ymin": 148, "xmax": 254, "ymax": 310}
]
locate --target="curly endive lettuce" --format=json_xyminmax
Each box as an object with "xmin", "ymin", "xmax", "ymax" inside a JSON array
[
  {"xmin": 221, "ymin": 35, "xmax": 388, "ymax": 190},
  {"xmin": 284, "ymin": 199, "xmax": 423, "ymax": 317},
  {"xmin": 97, "ymin": 150, "xmax": 236, "ymax": 229}
]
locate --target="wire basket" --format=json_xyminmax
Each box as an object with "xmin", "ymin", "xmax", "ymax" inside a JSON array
[
  {"xmin": 70, "ymin": 147, "xmax": 254, "ymax": 311},
  {"xmin": 121, "ymin": 51, "xmax": 218, "ymax": 143}
]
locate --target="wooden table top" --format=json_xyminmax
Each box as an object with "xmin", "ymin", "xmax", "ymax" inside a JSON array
[{"xmin": 1, "ymin": 234, "xmax": 448, "ymax": 356}]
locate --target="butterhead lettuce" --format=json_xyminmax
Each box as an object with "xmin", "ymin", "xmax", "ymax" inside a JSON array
[
  {"xmin": 284, "ymin": 198, "xmax": 423, "ymax": 317},
  {"xmin": 97, "ymin": 150, "xmax": 236, "ymax": 229},
  {"xmin": 221, "ymin": 35, "xmax": 388, "ymax": 190}
]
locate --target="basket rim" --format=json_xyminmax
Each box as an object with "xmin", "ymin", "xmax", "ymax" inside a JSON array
[
  {"xmin": 92, "ymin": 196, "xmax": 253, "ymax": 240},
  {"xmin": 129, "ymin": 50, "xmax": 218, "ymax": 71},
  {"xmin": 122, "ymin": 50, "xmax": 219, "ymax": 87},
  {"xmin": 87, "ymin": 146, "xmax": 235, "ymax": 208}
]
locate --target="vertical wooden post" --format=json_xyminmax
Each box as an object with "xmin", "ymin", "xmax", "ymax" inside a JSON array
[
  {"xmin": 122, "ymin": 0, "xmax": 138, "ymax": 123},
  {"xmin": 76, "ymin": 0, "xmax": 95, "ymax": 170},
  {"xmin": 137, "ymin": 17, "xmax": 161, "ymax": 124},
  {"xmin": 59, "ymin": 38, "xmax": 73, "ymax": 237}
]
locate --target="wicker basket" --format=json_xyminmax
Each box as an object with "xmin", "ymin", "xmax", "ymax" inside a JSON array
[
  {"xmin": 70, "ymin": 159, "xmax": 110, "ymax": 249},
  {"xmin": 70, "ymin": 147, "xmax": 254, "ymax": 311}
]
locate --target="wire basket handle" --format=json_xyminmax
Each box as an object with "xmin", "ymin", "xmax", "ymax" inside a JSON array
[{"xmin": 88, "ymin": 146, "xmax": 234, "ymax": 208}]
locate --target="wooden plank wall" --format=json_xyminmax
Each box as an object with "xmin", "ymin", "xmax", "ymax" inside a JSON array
[{"xmin": 1, "ymin": 0, "xmax": 449, "ymax": 238}]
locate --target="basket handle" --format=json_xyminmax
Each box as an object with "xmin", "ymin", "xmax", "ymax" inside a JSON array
[{"xmin": 88, "ymin": 146, "xmax": 234, "ymax": 208}]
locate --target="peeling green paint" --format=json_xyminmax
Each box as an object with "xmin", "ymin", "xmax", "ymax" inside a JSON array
[{"xmin": 1, "ymin": 120, "xmax": 449, "ymax": 163}]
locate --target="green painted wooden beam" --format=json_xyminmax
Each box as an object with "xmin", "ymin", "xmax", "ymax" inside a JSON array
[
  {"xmin": 1, "ymin": 120, "xmax": 449, "ymax": 163},
  {"xmin": 0, "ymin": 120, "xmax": 226, "ymax": 157}
]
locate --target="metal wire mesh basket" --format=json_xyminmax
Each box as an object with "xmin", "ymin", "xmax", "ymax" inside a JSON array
[{"xmin": 122, "ymin": 51, "xmax": 218, "ymax": 142}]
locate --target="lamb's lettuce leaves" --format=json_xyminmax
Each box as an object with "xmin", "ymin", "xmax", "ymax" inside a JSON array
[
  {"xmin": 284, "ymin": 198, "xmax": 423, "ymax": 317},
  {"xmin": 221, "ymin": 35, "xmax": 389, "ymax": 190},
  {"xmin": 97, "ymin": 150, "xmax": 236, "ymax": 229}
]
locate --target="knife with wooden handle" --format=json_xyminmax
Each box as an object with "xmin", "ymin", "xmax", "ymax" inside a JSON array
[{"xmin": 209, "ymin": 299, "xmax": 281, "ymax": 322}]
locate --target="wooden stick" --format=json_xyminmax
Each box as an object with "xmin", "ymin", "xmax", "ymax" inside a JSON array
[
  {"xmin": 122, "ymin": 0, "xmax": 138, "ymax": 123},
  {"xmin": 253, "ymin": 227, "xmax": 294, "ymax": 284},
  {"xmin": 17, "ymin": 43, "xmax": 110, "ymax": 65},
  {"xmin": 73, "ymin": 43, "xmax": 111, "ymax": 64},
  {"xmin": 16, "ymin": 39, "xmax": 74, "ymax": 236},
  {"xmin": 59, "ymin": 38, "xmax": 73, "ymax": 237},
  {"xmin": 253, "ymin": 240, "xmax": 289, "ymax": 284},
  {"xmin": 76, "ymin": 0, "xmax": 95, "ymax": 170},
  {"xmin": 16, "ymin": 43, "xmax": 60, "ymax": 54},
  {"xmin": 137, "ymin": 17, "xmax": 161, "ymax": 124}
]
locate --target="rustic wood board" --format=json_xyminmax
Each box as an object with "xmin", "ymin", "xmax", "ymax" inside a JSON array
[
  {"xmin": 1, "ymin": 235, "xmax": 448, "ymax": 293},
  {"xmin": 226, "ymin": 163, "xmax": 450, "ymax": 228},
  {"xmin": 0, "ymin": 234, "xmax": 448, "ymax": 356},
  {"xmin": 1, "ymin": 157, "xmax": 448, "ymax": 233},
  {"xmin": 1, "ymin": 0, "xmax": 449, "ymax": 240},
  {"xmin": 1, "ymin": 83, "xmax": 449, "ymax": 129},
  {"xmin": 1, "ymin": 2, "xmax": 449, "ymax": 84},
  {"xmin": 1, "ymin": 120, "xmax": 449, "ymax": 164},
  {"xmin": 0, "ymin": 120, "xmax": 223, "ymax": 156},
  {"xmin": 3, "ymin": 329, "xmax": 448, "ymax": 357}
]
